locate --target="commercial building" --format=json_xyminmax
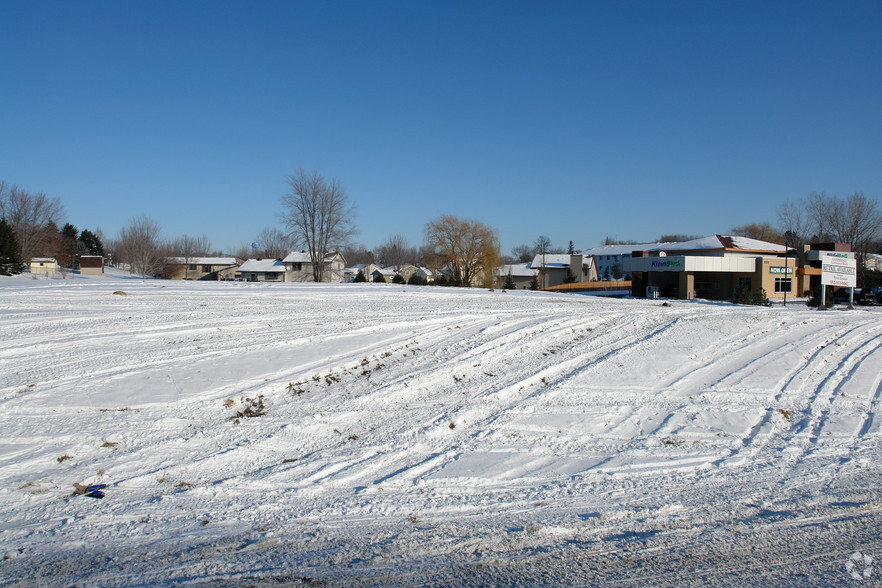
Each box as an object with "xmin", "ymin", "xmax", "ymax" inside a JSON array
[{"xmin": 625, "ymin": 235, "xmax": 845, "ymax": 301}]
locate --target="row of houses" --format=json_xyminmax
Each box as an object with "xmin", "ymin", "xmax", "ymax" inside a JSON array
[{"xmin": 25, "ymin": 235, "xmax": 862, "ymax": 303}]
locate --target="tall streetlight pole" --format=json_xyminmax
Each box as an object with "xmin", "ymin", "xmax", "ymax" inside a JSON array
[{"xmin": 783, "ymin": 236, "xmax": 790, "ymax": 307}]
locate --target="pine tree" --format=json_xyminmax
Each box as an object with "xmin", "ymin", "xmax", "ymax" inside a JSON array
[
  {"xmin": 78, "ymin": 229, "xmax": 106, "ymax": 257},
  {"xmin": 503, "ymin": 273, "xmax": 515, "ymax": 290},
  {"xmin": 0, "ymin": 218, "xmax": 24, "ymax": 275}
]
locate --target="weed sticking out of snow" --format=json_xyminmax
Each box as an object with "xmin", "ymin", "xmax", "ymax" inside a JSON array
[{"xmin": 229, "ymin": 395, "xmax": 266, "ymax": 420}]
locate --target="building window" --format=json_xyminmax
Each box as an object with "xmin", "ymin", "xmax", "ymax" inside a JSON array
[
  {"xmin": 202, "ymin": 265, "xmax": 211, "ymax": 273},
  {"xmin": 291, "ymin": 263, "xmax": 302, "ymax": 271},
  {"xmin": 774, "ymin": 277, "xmax": 792, "ymax": 293},
  {"xmin": 189, "ymin": 264, "xmax": 197, "ymax": 270},
  {"xmin": 738, "ymin": 277, "xmax": 752, "ymax": 289},
  {"xmin": 695, "ymin": 282, "xmax": 712, "ymax": 291}
]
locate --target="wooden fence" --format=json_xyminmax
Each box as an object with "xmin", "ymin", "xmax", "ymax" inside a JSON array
[{"xmin": 543, "ymin": 280, "xmax": 632, "ymax": 293}]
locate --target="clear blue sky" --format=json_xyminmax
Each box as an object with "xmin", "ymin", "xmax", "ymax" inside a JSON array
[{"xmin": 2, "ymin": 1, "xmax": 880, "ymax": 256}]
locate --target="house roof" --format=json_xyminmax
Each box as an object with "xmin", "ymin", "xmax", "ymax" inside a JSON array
[
  {"xmin": 497, "ymin": 263, "xmax": 539, "ymax": 277},
  {"xmin": 237, "ymin": 259, "xmax": 286, "ymax": 273},
  {"xmin": 167, "ymin": 257, "xmax": 238, "ymax": 266},
  {"xmin": 283, "ymin": 251, "xmax": 344, "ymax": 264},
  {"xmin": 529, "ymin": 254, "xmax": 594, "ymax": 269}
]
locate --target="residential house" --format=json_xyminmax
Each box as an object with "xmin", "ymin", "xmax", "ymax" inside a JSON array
[
  {"xmin": 236, "ymin": 258, "xmax": 287, "ymax": 282},
  {"xmin": 529, "ymin": 254, "xmax": 598, "ymax": 288},
  {"xmin": 283, "ymin": 251, "xmax": 346, "ymax": 283},
  {"xmin": 413, "ymin": 266, "xmax": 439, "ymax": 284},
  {"xmin": 165, "ymin": 257, "xmax": 239, "ymax": 280},
  {"xmin": 495, "ymin": 264, "xmax": 539, "ymax": 289},
  {"xmin": 370, "ymin": 267, "xmax": 397, "ymax": 283}
]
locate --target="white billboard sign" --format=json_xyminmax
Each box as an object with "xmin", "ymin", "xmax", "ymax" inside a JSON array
[{"xmin": 821, "ymin": 253, "xmax": 856, "ymax": 288}]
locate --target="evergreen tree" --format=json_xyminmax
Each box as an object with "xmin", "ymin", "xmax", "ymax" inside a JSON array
[
  {"xmin": 611, "ymin": 261, "xmax": 623, "ymax": 280},
  {"xmin": 60, "ymin": 223, "xmax": 79, "ymax": 267},
  {"xmin": 78, "ymin": 229, "xmax": 106, "ymax": 257},
  {"xmin": 392, "ymin": 273, "xmax": 406, "ymax": 284},
  {"xmin": 529, "ymin": 276, "xmax": 539, "ymax": 290},
  {"xmin": 503, "ymin": 273, "xmax": 515, "ymax": 290},
  {"xmin": 0, "ymin": 218, "xmax": 24, "ymax": 275},
  {"xmin": 353, "ymin": 269, "xmax": 367, "ymax": 283}
]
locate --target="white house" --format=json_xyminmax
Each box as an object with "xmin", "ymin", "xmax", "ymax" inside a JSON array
[
  {"xmin": 495, "ymin": 264, "xmax": 539, "ymax": 289},
  {"xmin": 282, "ymin": 251, "xmax": 347, "ymax": 283},
  {"xmin": 529, "ymin": 254, "xmax": 598, "ymax": 288},
  {"xmin": 236, "ymin": 259, "xmax": 287, "ymax": 282}
]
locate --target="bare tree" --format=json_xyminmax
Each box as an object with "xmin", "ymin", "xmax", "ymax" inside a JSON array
[
  {"xmin": 533, "ymin": 235, "xmax": 553, "ymax": 256},
  {"xmin": 254, "ymin": 226, "xmax": 294, "ymax": 259},
  {"xmin": 170, "ymin": 234, "xmax": 212, "ymax": 279},
  {"xmin": 0, "ymin": 182, "xmax": 66, "ymax": 262},
  {"xmin": 781, "ymin": 191, "xmax": 882, "ymax": 251},
  {"xmin": 658, "ymin": 234, "xmax": 700, "ymax": 243},
  {"xmin": 375, "ymin": 233, "xmax": 418, "ymax": 268},
  {"xmin": 826, "ymin": 192, "xmax": 881, "ymax": 251},
  {"xmin": 729, "ymin": 222, "xmax": 783, "ymax": 244},
  {"xmin": 280, "ymin": 170, "xmax": 356, "ymax": 282},
  {"xmin": 776, "ymin": 198, "xmax": 810, "ymax": 249},
  {"xmin": 341, "ymin": 244, "xmax": 374, "ymax": 266},
  {"xmin": 511, "ymin": 244, "xmax": 535, "ymax": 263},
  {"xmin": 424, "ymin": 215, "xmax": 500, "ymax": 287},
  {"xmin": 116, "ymin": 215, "xmax": 164, "ymax": 278}
]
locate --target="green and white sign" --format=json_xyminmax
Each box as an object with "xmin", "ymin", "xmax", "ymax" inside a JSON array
[{"xmin": 769, "ymin": 266, "xmax": 793, "ymax": 275}]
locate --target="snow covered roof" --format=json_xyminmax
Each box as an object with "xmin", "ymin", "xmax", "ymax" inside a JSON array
[
  {"xmin": 283, "ymin": 251, "xmax": 343, "ymax": 264},
  {"xmin": 497, "ymin": 263, "xmax": 539, "ymax": 277},
  {"xmin": 237, "ymin": 259, "xmax": 286, "ymax": 273},
  {"xmin": 646, "ymin": 235, "xmax": 789, "ymax": 254},
  {"xmin": 529, "ymin": 254, "xmax": 573, "ymax": 269},
  {"xmin": 529, "ymin": 254, "xmax": 594, "ymax": 269},
  {"xmin": 167, "ymin": 257, "xmax": 238, "ymax": 266}
]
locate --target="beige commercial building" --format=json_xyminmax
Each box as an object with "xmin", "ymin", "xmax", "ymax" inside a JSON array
[{"xmin": 625, "ymin": 235, "xmax": 834, "ymax": 301}]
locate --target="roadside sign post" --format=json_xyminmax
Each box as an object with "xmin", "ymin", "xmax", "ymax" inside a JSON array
[{"xmin": 820, "ymin": 253, "xmax": 857, "ymax": 310}]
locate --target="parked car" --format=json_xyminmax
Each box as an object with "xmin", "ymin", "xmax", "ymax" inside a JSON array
[
  {"xmin": 854, "ymin": 288, "xmax": 878, "ymax": 305},
  {"xmin": 832, "ymin": 288, "xmax": 856, "ymax": 304},
  {"xmin": 856, "ymin": 287, "xmax": 881, "ymax": 305}
]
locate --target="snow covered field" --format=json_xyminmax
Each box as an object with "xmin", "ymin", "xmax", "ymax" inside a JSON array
[{"xmin": 1, "ymin": 272, "xmax": 881, "ymax": 586}]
